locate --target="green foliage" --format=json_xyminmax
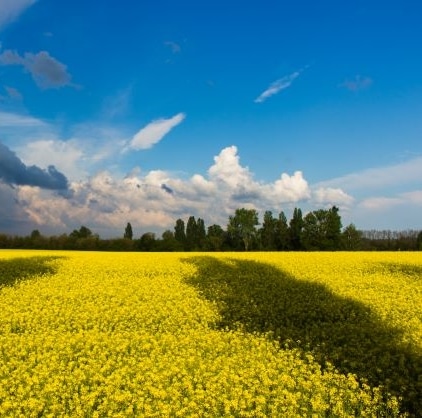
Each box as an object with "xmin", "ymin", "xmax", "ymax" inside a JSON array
[
  {"xmin": 123, "ymin": 222, "xmax": 133, "ymax": 240},
  {"xmin": 289, "ymin": 207, "xmax": 303, "ymax": 250},
  {"xmin": 174, "ymin": 219, "xmax": 186, "ymax": 247},
  {"xmin": 0, "ymin": 206, "xmax": 419, "ymax": 252},
  {"xmin": 342, "ymin": 223, "xmax": 363, "ymax": 250},
  {"xmin": 259, "ymin": 211, "xmax": 277, "ymax": 250},
  {"xmin": 417, "ymin": 231, "xmax": 422, "ymax": 250},
  {"xmin": 70, "ymin": 225, "xmax": 93, "ymax": 239},
  {"xmin": 275, "ymin": 211, "xmax": 289, "ymax": 250},
  {"xmin": 138, "ymin": 232, "xmax": 156, "ymax": 251},
  {"xmin": 206, "ymin": 224, "xmax": 225, "ymax": 251},
  {"xmin": 302, "ymin": 206, "xmax": 342, "ymax": 250},
  {"xmin": 227, "ymin": 208, "xmax": 259, "ymax": 251},
  {"xmin": 158, "ymin": 230, "xmax": 183, "ymax": 251}
]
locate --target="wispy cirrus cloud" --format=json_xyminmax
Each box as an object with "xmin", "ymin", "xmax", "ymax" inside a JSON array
[
  {"xmin": 4, "ymin": 86, "xmax": 23, "ymax": 100},
  {"xmin": 0, "ymin": 50, "xmax": 74, "ymax": 89},
  {"xmin": 0, "ymin": 110, "xmax": 46, "ymax": 127},
  {"xmin": 164, "ymin": 41, "xmax": 181, "ymax": 54},
  {"xmin": 351, "ymin": 190, "xmax": 422, "ymax": 230},
  {"xmin": 101, "ymin": 86, "xmax": 133, "ymax": 119},
  {"xmin": 254, "ymin": 70, "xmax": 303, "ymax": 103},
  {"xmin": 128, "ymin": 113, "xmax": 186, "ymax": 151},
  {"xmin": 0, "ymin": 0, "xmax": 36, "ymax": 30},
  {"xmin": 315, "ymin": 156, "xmax": 422, "ymax": 192},
  {"xmin": 340, "ymin": 75, "xmax": 372, "ymax": 92}
]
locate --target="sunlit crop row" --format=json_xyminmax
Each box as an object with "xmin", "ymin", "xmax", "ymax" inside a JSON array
[{"xmin": 1, "ymin": 250, "xmax": 420, "ymax": 416}]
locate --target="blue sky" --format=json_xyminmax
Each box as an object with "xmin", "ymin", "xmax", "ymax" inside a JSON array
[{"xmin": 0, "ymin": 0, "xmax": 421, "ymax": 238}]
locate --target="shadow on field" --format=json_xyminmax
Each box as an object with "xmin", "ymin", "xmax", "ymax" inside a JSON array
[
  {"xmin": 0, "ymin": 256, "xmax": 62, "ymax": 288},
  {"xmin": 183, "ymin": 256, "xmax": 422, "ymax": 416}
]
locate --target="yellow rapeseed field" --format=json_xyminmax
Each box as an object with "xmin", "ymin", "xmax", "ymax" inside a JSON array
[{"xmin": 0, "ymin": 250, "xmax": 421, "ymax": 417}]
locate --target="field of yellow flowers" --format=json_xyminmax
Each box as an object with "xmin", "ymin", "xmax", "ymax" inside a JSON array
[{"xmin": 0, "ymin": 250, "xmax": 421, "ymax": 416}]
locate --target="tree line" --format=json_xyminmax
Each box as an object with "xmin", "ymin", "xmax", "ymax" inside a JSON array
[{"xmin": 0, "ymin": 206, "xmax": 421, "ymax": 251}]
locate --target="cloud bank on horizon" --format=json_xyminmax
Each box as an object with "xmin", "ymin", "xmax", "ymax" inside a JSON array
[{"xmin": 0, "ymin": 142, "xmax": 355, "ymax": 237}]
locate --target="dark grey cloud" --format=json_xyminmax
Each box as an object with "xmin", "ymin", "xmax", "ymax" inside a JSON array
[
  {"xmin": 0, "ymin": 181, "xmax": 34, "ymax": 235},
  {"xmin": 161, "ymin": 183, "xmax": 174, "ymax": 194},
  {"xmin": 0, "ymin": 142, "xmax": 69, "ymax": 189},
  {"xmin": 0, "ymin": 50, "xmax": 73, "ymax": 89},
  {"xmin": 232, "ymin": 190, "xmax": 261, "ymax": 202}
]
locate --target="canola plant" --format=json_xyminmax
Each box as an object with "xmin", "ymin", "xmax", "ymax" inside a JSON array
[{"xmin": 0, "ymin": 250, "xmax": 421, "ymax": 416}]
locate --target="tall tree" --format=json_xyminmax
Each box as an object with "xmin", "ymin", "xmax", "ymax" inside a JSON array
[
  {"xmin": 289, "ymin": 208, "xmax": 303, "ymax": 250},
  {"xmin": 197, "ymin": 218, "xmax": 206, "ymax": 250},
  {"xmin": 174, "ymin": 218, "xmax": 186, "ymax": 248},
  {"xmin": 416, "ymin": 231, "xmax": 422, "ymax": 251},
  {"xmin": 275, "ymin": 211, "xmax": 290, "ymax": 250},
  {"xmin": 227, "ymin": 208, "xmax": 259, "ymax": 251},
  {"xmin": 124, "ymin": 222, "xmax": 133, "ymax": 240},
  {"xmin": 186, "ymin": 216, "xmax": 198, "ymax": 251},
  {"xmin": 301, "ymin": 211, "xmax": 321, "ymax": 250},
  {"xmin": 260, "ymin": 211, "xmax": 277, "ymax": 250},
  {"xmin": 325, "ymin": 206, "xmax": 342, "ymax": 250}
]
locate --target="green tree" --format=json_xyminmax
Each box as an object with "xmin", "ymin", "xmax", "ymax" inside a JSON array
[
  {"xmin": 301, "ymin": 211, "xmax": 321, "ymax": 251},
  {"xmin": 174, "ymin": 219, "xmax": 186, "ymax": 248},
  {"xmin": 206, "ymin": 224, "xmax": 225, "ymax": 251},
  {"xmin": 275, "ymin": 211, "xmax": 290, "ymax": 250},
  {"xmin": 158, "ymin": 230, "xmax": 182, "ymax": 251},
  {"xmin": 186, "ymin": 216, "xmax": 198, "ymax": 251},
  {"xmin": 138, "ymin": 232, "xmax": 156, "ymax": 251},
  {"xmin": 325, "ymin": 206, "xmax": 342, "ymax": 250},
  {"xmin": 70, "ymin": 225, "xmax": 93, "ymax": 239},
  {"xmin": 30, "ymin": 230, "xmax": 41, "ymax": 240},
  {"xmin": 289, "ymin": 208, "xmax": 303, "ymax": 250},
  {"xmin": 227, "ymin": 208, "xmax": 259, "ymax": 251},
  {"xmin": 197, "ymin": 218, "xmax": 206, "ymax": 250},
  {"xmin": 341, "ymin": 223, "xmax": 362, "ymax": 250},
  {"xmin": 416, "ymin": 231, "xmax": 422, "ymax": 251},
  {"xmin": 301, "ymin": 206, "xmax": 343, "ymax": 251},
  {"xmin": 124, "ymin": 222, "xmax": 133, "ymax": 240},
  {"xmin": 29, "ymin": 229, "xmax": 45, "ymax": 249},
  {"xmin": 260, "ymin": 211, "xmax": 277, "ymax": 250}
]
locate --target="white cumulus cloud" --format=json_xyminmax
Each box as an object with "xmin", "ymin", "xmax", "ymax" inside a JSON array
[
  {"xmin": 208, "ymin": 145, "xmax": 253, "ymax": 188},
  {"xmin": 313, "ymin": 187, "xmax": 354, "ymax": 207}
]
